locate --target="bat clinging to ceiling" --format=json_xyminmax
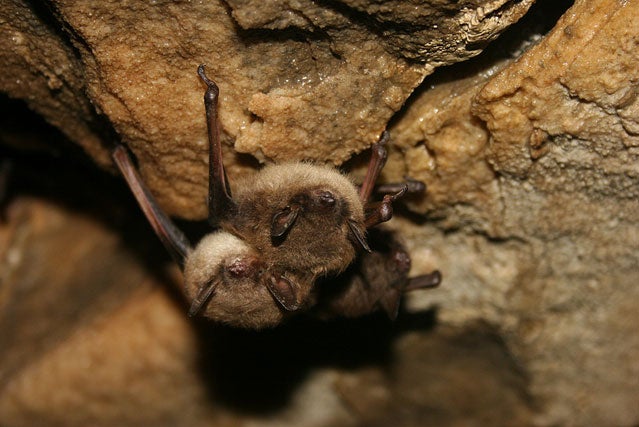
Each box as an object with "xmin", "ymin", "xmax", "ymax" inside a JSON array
[{"xmin": 112, "ymin": 65, "xmax": 440, "ymax": 329}]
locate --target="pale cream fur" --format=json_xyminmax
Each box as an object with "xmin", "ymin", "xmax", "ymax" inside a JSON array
[{"xmin": 183, "ymin": 231, "xmax": 250, "ymax": 297}]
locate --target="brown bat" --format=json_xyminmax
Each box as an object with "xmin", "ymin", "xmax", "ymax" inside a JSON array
[
  {"xmin": 312, "ymin": 228, "xmax": 441, "ymax": 321},
  {"xmin": 112, "ymin": 65, "xmax": 440, "ymax": 329}
]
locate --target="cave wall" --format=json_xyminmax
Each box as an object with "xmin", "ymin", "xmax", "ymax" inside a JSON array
[{"xmin": 1, "ymin": 0, "xmax": 638, "ymax": 426}]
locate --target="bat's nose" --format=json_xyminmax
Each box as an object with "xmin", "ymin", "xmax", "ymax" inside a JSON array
[{"xmin": 315, "ymin": 189, "xmax": 336, "ymax": 206}]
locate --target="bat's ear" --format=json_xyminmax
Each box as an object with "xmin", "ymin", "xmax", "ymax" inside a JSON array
[
  {"xmin": 271, "ymin": 206, "xmax": 300, "ymax": 239},
  {"xmin": 379, "ymin": 289, "xmax": 401, "ymax": 321},
  {"xmin": 266, "ymin": 273, "xmax": 303, "ymax": 311},
  {"xmin": 348, "ymin": 219, "xmax": 371, "ymax": 253},
  {"xmin": 188, "ymin": 280, "xmax": 218, "ymax": 317}
]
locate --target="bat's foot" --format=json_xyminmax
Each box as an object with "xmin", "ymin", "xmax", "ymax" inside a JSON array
[{"xmin": 404, "ymin": 270, "xmax": 442, "ymax": 292}]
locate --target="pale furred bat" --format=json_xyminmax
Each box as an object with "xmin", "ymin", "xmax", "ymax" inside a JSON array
[{"xmin": 112, "ymin": 65, "xmax": 440, "ymax": 329}]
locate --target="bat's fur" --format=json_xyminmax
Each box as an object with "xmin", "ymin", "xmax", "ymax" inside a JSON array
[
  {"xmin": 229, "ymin": 162, "xmax": 365, "ymax": 275},
  {"xmin": 314, "ymin": 229, "xmax": 417, "ymax": 320},
  {"xmin": 184, "ymin": 232, "xmax": 285, "ymax": 328},
  {"xmin": 183, "ymin": 162, "xmax": 367, "ymax": 328},
  {"xmin": 114, "ymin": 65, "xmax": 440, "ymax": 329}
]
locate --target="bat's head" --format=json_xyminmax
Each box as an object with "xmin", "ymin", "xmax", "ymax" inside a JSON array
[
  {"xmin": 184, "ymin": 231, "xmax": 290, "ymax": 329},
  {"xmin": 233, "ymin": 163, "xmax": 367, "ymax": 276}
]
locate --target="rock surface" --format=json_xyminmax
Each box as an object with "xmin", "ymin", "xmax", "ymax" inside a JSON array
[
  {"xmin": 390, "ymin": 0, "xmax": 639, "ymax": 425},
  {"xmin": 1, "ymin": 0, "xmax": 533, "ymax": 218},
  {"xmin": 2, "ymin": 0, "xmax": 639, "ymax": 426}
]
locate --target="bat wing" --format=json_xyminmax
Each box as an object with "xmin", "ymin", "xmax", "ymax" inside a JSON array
[{"xmin": 112, "ymin": 145, "xmax": 192, "ymax": 267}]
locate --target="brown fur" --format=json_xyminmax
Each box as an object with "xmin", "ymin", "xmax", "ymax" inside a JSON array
[
  {"xmin": 312, "ymin": 228, "xmax": 439, "ymax": 320},
  {"xmin": 116, "ymin": 67, "xmax": 439, "ymax": 329},
  {"xmin": 228, "ymin": 163, "xmax": 365, "ymax": 276},
  {"xmin": 184, "ymin": 231, "xmax": 319, "ymax": 329}
]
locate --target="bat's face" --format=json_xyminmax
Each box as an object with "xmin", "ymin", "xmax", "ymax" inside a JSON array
[
  {"xmin": 232, "ymin": 163, "xmax": 367, "ymax": 276},
  {"xmin": 184, "ymin": 232, "xmax": 287, "ymax": 329},
  {"xmin": 194, "ymin": 276, "xmax": 287, "ymax": 329},
  {"xmin": 269, "ymin": 185, "xmax": 364, "ymax": 273}
]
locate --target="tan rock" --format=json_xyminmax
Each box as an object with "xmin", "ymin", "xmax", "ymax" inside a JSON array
[
  {"xmin": 3, "ymin": 0, "xmax": 639, "ymax": 426},
  {"xmin": 1, "ymin": 0, "xmax": 533, "ymax": 218},
  {"xmin": 470, "ymin": 1, "xmax": 639, "ymax": 425}
]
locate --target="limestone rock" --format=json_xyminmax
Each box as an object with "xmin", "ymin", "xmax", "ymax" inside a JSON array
[
  {"xmin": 2, "ymin": 0, "xmax": 639, "ymax": 426},
  {"xmin": 1, "ymin": 0, "xmax": 533, "ymax": 218},
  {"xmin": 390, "ymin": 0, "xmax": 639, "ymax": 425},
  {"xmin": 471, "ymin": 1, "xmax": 639, "ymax": 424}
]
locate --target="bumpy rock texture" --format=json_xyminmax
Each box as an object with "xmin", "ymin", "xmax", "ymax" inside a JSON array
[
  {"xmin": 1, "ymin": 0, "xmax": 533, "ymax": 218},
  {"xmin": 2, "ymin": 0, "xmax": 639, "ymax": 426}
]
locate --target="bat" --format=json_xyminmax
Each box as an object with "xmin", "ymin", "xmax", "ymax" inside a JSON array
[
  {"xmin": 312, "ymin": 228, "xmax": 442, "ymax": 321},
  {"xmin": 112, "ymin": 64, "xmax": 440, "ymax": 329}
]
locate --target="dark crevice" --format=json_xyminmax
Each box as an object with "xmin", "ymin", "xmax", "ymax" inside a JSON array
[{"xmin": 390, "ymin": 0, "xmax": 574, "ymax": 129}]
